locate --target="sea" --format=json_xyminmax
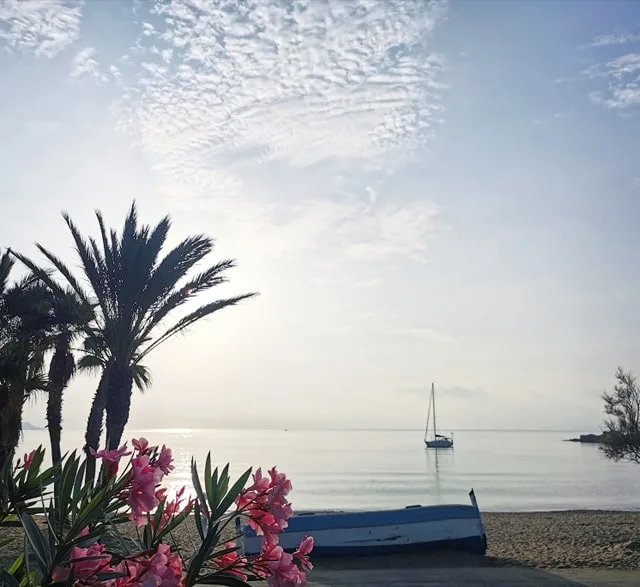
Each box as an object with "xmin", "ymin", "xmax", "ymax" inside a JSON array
[{"xmin": 17, "ymin": 428, "xmax": 640, "ymax": 512}]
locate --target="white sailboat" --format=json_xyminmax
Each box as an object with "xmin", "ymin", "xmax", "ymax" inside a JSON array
[{"xmin": 424, "ymin": 382, "xmax": 454, "ymax": 449}]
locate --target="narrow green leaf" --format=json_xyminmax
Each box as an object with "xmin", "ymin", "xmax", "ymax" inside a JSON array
[
  {"xmin": 194, "ymin": 501, "xmax": 205, "ymax": 541},
  {"xmin": 0, "ymin": 570, "xmax": 21, "ymax": 587},
  {"xmin": 0, "ymin": 537, "xmax": 14, "ymax": 548},
  {"xmin": 218, "ymin": 464, "xmax": 230, "ymax": 497},
  {"xmin": 214, "ymin": 468, "xmax": 252, "ymax": 518},
  {"xmin": 7, "ymin": 554, "xmax": 24, "ymax": 574},
  {"xmin": 204, "ymin": 454, "xmax": 214, "ymax": 509},
  {"xmin": 191, "ymin": 458, "xmax": 209, "ymax": 523},
  {"xmin": 18, "ymin": 511, "xmax": 51, "ymax": 573}
]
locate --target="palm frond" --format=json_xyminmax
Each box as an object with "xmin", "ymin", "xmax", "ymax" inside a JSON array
[
  {"xmin": 136, "ymin": 259, "xmax": 237, "ymax": 344},
  {"xmin": 132, "ymin": 363, "xmax": 152, "ymax": 391},
  {"xmin": 138, "ymin": 293, "xmax": 258, "ymax": 360},
  {"xmin": 62, "ymin": 212, "xmax": 111, "ymax": 321}
]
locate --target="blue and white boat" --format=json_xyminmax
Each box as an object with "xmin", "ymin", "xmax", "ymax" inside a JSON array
[{"xmin": 238, "ymin": 489, "xmax": 486, "ymax": 557}]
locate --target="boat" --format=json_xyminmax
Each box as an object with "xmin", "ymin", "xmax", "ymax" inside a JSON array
[
  {"xmin": 238, "ymin": 489, "xmax": 487, "ymax": 557},
  {"xmin": 424, "ymin": 382, "xmax": 453, "ymax": 448}
]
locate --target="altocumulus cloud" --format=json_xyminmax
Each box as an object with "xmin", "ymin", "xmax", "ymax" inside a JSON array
[
  {"xmin": 586, "ymin": 27, "xmax": 640, "ymax": 110},
  {"xmin": 1, "ymin": 0, "xmax": 449, "ymax": 264},
  {"xmin": 0, "ymin": 0, "xmax": 83, "ymax": 58},
  {"xmin": 108, "ymin": 0, "xmax": 449, "ymax": 261}
]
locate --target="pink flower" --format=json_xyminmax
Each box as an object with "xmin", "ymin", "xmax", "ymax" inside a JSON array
[
  {"xmin": 293, "ymin": 536, "xmax": 314, "ymax": 572},
  {"xmin": 126, "ymin": 455, "xmax": 161, "ymax": 526},
  {"xmin": 51, "ymin": 543, "xmax": 113, "ymax": 583},
  {"xmin": 212, "ymin": 542, "xmax": 248, "ymax": 581},
  {"xmin": 22, "ymin": 450, "xmax": 36, "ymax": 470},
  {"xmin": 132, "ymin": 437, "xmax": 150, "ymax": 454},
  {"xmin": 157, "ymin": 445, "xmax": 174, "ymax": 475},
  {"xmin": 114, "ymin": 544, "xmax": 183, "ymax": 587},
  {"xmin": 235, "ymin": 466, "xmax": 294, "ymax": 537},
  {"xmin": 260, "ymin": 545, "xmax": 307, "ymax": 587},
  {"xmin": 91, "ymin": 444, "xmax": 132, "ymax": 479}
]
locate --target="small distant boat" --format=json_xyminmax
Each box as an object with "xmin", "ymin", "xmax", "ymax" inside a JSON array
[
  {"xmin": 238, "ymin": 489, "xmax": 486, "ymax": 557},
  {"xmin": 424, "ymin": 382, "xmax": 453, "ymax": 449}
]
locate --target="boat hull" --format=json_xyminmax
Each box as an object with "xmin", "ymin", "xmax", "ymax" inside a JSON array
[
  {"xmin": 239, "ymin": 494, "xmax": 486, "ymax": 557},
  {"xmin": 425, "ymin": 438, "xmax": 453, "ymax": 449}
]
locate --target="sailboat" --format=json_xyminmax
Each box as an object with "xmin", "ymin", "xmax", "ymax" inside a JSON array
[{"xmin": 424, "ymin": 382, "xmax": 454, "ymax": 449}]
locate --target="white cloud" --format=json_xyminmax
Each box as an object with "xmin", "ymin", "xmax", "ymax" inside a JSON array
[
  {"xmin": 70, "ymin": 47, "xmax": 108, "ymax": 83},
  {"xmin": 592, "ymin": 32, "xmax": 640, "ymax": 47},
  {"xmin": 0, "ymin": 0, "xmax": 83, "ymax": 58},
  {"xmin": 586, "ymin": 30, "xmax": 640, "ymax": 110},
  {"xmin": 104, "ymin": 0, "xmax": 448, "ymax": 264}
]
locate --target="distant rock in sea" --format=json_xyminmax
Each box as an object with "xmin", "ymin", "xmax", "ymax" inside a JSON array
[
  {"xmin": 22, "ymin": 422, "xmax": 42, "ymax": 431},
  {"xmin": 564, "ymin": 433, "xmax": 608, "ymax": 444}
]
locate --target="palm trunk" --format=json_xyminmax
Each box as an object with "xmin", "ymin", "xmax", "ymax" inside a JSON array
[
  {"xmin": 105, "ymin": 361, "xmax": 133, "ymax": 451},
  {"xmin": 84, "ymin": 368, "xmax": 109, "ymax": 482},
  {"xmin": 47, "ymin": 339, "xmax": 75, "ymax": 465},
  {"xmin": 46, "ymin": 387, "xmax": 63, "ymax": 465},
  {"xmin": 0, "ymin": 386, "xmax": 24, "ymax": 471}
]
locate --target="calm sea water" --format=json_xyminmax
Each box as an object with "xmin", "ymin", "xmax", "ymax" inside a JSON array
[{"xmin": 17, "ymin": 429, "xmax": 640, "ymax": 512}]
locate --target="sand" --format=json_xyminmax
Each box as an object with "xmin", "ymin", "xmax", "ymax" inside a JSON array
[
  {"xmin": 484, "ymin": 511, "xmax": 640, "ymax": 570},
  {"xmin": 2, "ymin": 511, "xmax": 640, "ymax": 572}
]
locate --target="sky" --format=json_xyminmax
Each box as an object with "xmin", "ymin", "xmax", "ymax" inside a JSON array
[{"xmin": 2, "ymin": 0, "xmax": 640, "ymax": 432}]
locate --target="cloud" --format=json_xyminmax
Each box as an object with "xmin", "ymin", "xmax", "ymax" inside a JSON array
[
  {"xmin": 585, "ymin": 31, "xmax": 640, "ymax": 110},
  {"xmin": 399, "ymin": 385, "xmax": 488, "ymax": 399},
  {"xmin": 70, "ymin": 47, "xmax": 109, "ymax": 83},
  {"xmin": 99, "ymin": 0, "xmax": 448, "ymax": 263},
  {"xmin": 0, "ymin": 0, "xmax": 83, "ymax": 58},
  {"xmin": 592, "ymin": 32, "xmax": 640, "ymax": 47},
  {"xmin": 114, "ymin": 0, "xmax": 447, "ymax": 178}
]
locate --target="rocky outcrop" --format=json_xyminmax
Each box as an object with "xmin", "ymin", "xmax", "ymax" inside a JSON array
[{"xmin": 565, "ymin": 433, "xmax": 608, "ymax": 443}]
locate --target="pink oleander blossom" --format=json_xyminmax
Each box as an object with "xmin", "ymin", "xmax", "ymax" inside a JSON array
[
  {"xmin": 261, "ymin": 545, "xmax": 307, "ymax": 587},
  {"xmin": 293, "ymin": 536, "xmax": 314, "ymax": 572},
  {"xmin": 126, "ymin": 455, "xmax": 162, "ymax": 526},
  {"xmin": 114, "ymin": 544, "xmax": 183, "ymax": 587},
  {"xmin": 235, "ymin": 466, "xmax": 293, "ymax": 536},
  {"xmin": 132, "ymin": 437, "xmax": 150, "ymax": 455},
  {"xmin": 91, "ymin": 444, "xmax": 132, "ymax": 478},
  {"xmin": 212, "ymin": 542, "xmax": 248, "ymax": 581},
  {"xmin": 22, "ymin": 450, "xmax": 36, "ymax": 470},
  {"xmin": 157, "ymin": 445, "xmax": 174, "ymax": 475},
  {"xmin": 51, "ymin": 543, "xmax": 113, "ymax": 583}
]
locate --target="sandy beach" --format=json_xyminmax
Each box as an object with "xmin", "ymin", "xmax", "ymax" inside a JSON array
[{"xmin": 2, "ymin": 510, "xmax": 640, "ymax": 573}]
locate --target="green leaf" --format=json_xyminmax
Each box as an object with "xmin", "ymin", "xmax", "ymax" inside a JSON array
[
  {"xmin": 214, "ymin": 468, "xmax": 251, "ymax": 518},
  {"xmin": 7, "ymin": 554, "xmax": 24, "ymax": 575},
  {"xmin": 0, "ymin": 570, "xmax": 21, "ymax": 587},
  {"xmin": 194, "ymin": 500, "xmax": 205, "ymax": 541},
  {"xmin": 204, "ymin": 454, "xmax": 215, "ymax": 509},
  {"xmin": 67, "ymin": 487, "xmax": 108, "ymax": 538},
  {"xmin": 218, "ymin": 464, "xmax": 230, "ymax": 499},
  {"xmin": 191, "ymin": 458, "xmax": 209, "ymax": 521},
  {"xmin": 18, "ymin": 510, "xmax": 51, "ymax": 573},
  {"xmin": 154, "ymin": 501, "xmax": 193, "ymax": 544}
]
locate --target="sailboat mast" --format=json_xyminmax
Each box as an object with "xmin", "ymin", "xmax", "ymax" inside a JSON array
[
  {"xmin": 424, "ymin": 383, "xmax": 433, "ymax": 441},
  {"xmin": 432, "ymin": 383, "xmax": 437, "ymax": 437}
]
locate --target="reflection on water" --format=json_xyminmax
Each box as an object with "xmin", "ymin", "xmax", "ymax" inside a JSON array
[{"xmin": 16, "ymin": 428, "xmax": 640, "ymax": 512}]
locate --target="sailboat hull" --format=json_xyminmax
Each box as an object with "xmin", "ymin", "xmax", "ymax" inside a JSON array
[{"xmin": 425, "ymin": 438, "xmax": 453, "ymax": 449}]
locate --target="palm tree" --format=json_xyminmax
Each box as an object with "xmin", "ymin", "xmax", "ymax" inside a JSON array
[
  {"xmin": 16, "ymin": 202, "xmax": 257, "ymax": 451},
  {"xmin": 45, "ymin": 291, "xmax": 92, "ymax": 464},
  {"xmin": 0, "ymin": 251, "xmax": 52, "ymax": 469}
]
